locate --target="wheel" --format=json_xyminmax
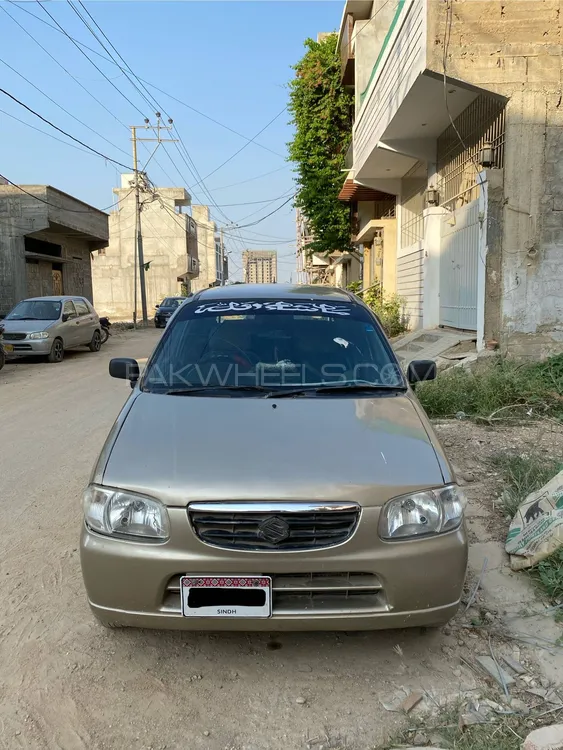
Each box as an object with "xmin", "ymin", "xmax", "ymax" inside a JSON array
[
  {"xmin": 88, "ymin": 330, "xmax": 102, "ymax": 352},
  {"xmin": 154, "ymin": 320, "xmax": 161, "ymax": 328},
  {"xmin": 94, "ymin": 615, "xmax": 123, "ymax": 630},
  {"xmin": 47, "ymin": 338, "xmax": 64, "ymax": 363},
  {"xmin": 0, "ymin": 348, "xmax": 5, "ymax": 372},
  {"xmin": 99, "ymin": 328, "xmax": 109, "ymax": 345}
]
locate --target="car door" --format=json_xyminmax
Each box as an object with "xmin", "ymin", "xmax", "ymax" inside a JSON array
[
  {"xmin": 59, "ymin": 300, "xmax": 79, "ymax": 347},
  {"xmin": 72, "ymin": 298, "xmax": 95, "ymax": 345}
]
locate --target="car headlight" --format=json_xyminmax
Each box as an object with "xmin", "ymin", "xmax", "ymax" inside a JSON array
[
  {"xmin": 379, "ymin": 485, "xmax": 465, "ymax": 540},
  {"xmin": 28, "ymin": 331, "xmax": 50, "ymax": 340},
  {"xmin": 83, "ymin": 485, "xmax": 170, "ymax": 540}
]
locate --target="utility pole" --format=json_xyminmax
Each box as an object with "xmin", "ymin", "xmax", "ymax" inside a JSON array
[
  {"xmin": 219, "ymin": 222, "xmax": 237, "ymax": 286},
  {"xmin": 130, "ymin": 114, "xmax": 177, "ymax": 324},
  {"xmin": 219, "ymin": 227, "xmax": 225, "ymax": 286}
]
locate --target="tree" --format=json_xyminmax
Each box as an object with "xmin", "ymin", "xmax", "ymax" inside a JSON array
[{"xmin": 288, "ymin": 34, "xmax": 353, "ymax": 257}]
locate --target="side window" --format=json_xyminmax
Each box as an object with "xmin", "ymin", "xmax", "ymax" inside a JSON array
[
  {"xmin": 63, "ymin": 301, "xmax": 77, "ymax": 319},
  {"xmin": 74, "ymin": 299, "xmax": 90, "ymax": 317}
]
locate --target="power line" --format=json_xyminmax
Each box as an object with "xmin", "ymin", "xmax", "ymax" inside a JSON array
[
  {"xmin": 0, "ymin": 106, "xmax": 93, "ymax": 156},
  {"xmin": 6, "ymin": 0, "xmax": 286, "ymax": 160},
  {"xmin": 5, "ymin": 1, "xmax": 182, "ymax": 190},
  {"xmin": 68, "ymin": 0, "xmax": 159, "ymax": 114},
  {"xmin": 209, "ymin": 166, "xmax": 290, "ymax": 192},
  {"xmin": 36, "ymin": 0, "xmax": 149, "ymax": 120},
  {"xmin": 193, "ymin": 107, "xmax": 287, "ymax": 187},
  {"xmin": 0, "ymin": 172, "xmax": 134, "ymax": 214},
  {"xmin": 1, "ymin": 3, "xmax": 133, "ymax": 136},
  {"xmin": 0, "ymin": 53, "xmax": 131, "ymax": 160},
  {"xmin": 235, "ymin": 194, "xmax": 295, "ymax": 229},
  {"xmin": 0, "ymin": 87, "xmax": 133, "ymax": 170}
]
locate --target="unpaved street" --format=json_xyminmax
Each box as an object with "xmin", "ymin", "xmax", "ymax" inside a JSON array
[{"xmin": 11, "ymin": 330, "xmax": 563, "ymax": 750}]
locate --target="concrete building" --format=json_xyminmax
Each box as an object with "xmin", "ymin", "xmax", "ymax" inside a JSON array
[
  {"xmin": 296, "ymin": 208, "xmax": 363, "ymax": 288},
  {"xmin": 191, "ymin": 205, "xmax": 228, "ymax": 292},
  {"xmin": 92, "ymin": 175, "xmax": 198, "ymax": 320},
  {"xmin": 0, "ymin": 184, "xmax": 108, "ymax": 316},
  {"xmin": 243, "ymin": 250, "xmax": 278, "ymax": 284},
  {"xmin": 337, "ymin": 0, "xmax": 563, "ymax": 356}
]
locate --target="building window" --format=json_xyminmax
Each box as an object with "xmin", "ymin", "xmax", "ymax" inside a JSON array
[
  {"xmin": 400, "ymin": 161, "xmax": 426, "ymax": 249},
  {"xmin": 437, "ymin": 94, "xmax": 505, "ymax": 207}
]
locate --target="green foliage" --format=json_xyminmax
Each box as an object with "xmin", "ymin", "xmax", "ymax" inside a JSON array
[
  {"xmin": 491, "ymin": 453, "xmax": 561, "ymax": 517},
  {"xmin": 348, "ymin": 281, "xmax": 409, "ymax": 338},
  {"xmin": 288, "ymin": 34, "xmax": 353, "ymax": 257},
  {"xmin": 531, "ymin": 548, "xmax": 563, "ymax": 603},
  {"xmin": 417, "ymin": 354, "xmax": 563, "ymax": 421}
]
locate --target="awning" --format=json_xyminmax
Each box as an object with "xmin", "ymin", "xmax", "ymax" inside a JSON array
[
  {"xmin": 338, "ymin": 179, "xmax": 393, "ymax": 203},
  {"xmin": 25, "ymin": 252, "xmax": 71, "ymax": 264}
]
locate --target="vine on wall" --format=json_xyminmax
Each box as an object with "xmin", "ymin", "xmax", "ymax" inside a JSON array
[{"xmin": 288, "ymin": 34, "xmax": 353, "ymax": 258}]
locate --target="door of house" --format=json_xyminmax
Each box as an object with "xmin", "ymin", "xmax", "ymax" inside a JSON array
[
  {"xmin": 439, "ymin": 199, "xmax": 480, "ymax": 331},
  {"xmin": 52, "ymin": 269, "xmax": 63, "ymax": 296}
]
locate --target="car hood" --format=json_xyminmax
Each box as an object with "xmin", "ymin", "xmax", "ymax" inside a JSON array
[
  {"xmin": 1, "ymin": 319, "xmax": 55, "ymax": 333},
  {"xmin": 102, "ymin": 391, "xmax": 451, "ymax": 508}
]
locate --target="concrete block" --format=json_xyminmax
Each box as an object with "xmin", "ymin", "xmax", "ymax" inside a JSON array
[
  {"xmin": 523, "ymin": 725, "xmax": 563, "ymax": 750},
  {"xmin": 460, "ymin": 55, "xmax": 528, "ymax": 85},
  {"xmin": 527, "ymin": 56, "xmax": 561, "ymax": 84}
]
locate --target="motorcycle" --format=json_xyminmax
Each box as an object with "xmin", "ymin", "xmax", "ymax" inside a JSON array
[{"xmin": 99, "ymin": 316, "xmax": 111, "ymax": 344}]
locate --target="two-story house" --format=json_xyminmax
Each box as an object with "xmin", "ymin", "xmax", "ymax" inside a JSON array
[{"xmin": 338, "ymin": 0, "xmax": 563, "ymax": 356}]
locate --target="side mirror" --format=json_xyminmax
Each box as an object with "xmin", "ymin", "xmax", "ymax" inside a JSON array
[
  {"xmin": 109, "ymin": 357, "xmax": 140, "ymax": 384},
  {"xmin": 62, "ymin": 313, "xmax": 70, "ymax": 323},
  {"xmin": 407, "ymin": 359, "xmax": 437, "ymax": 385},
  {"xmin": 155, "ymin": 304, "xmax": 159, "ymax": 309}
]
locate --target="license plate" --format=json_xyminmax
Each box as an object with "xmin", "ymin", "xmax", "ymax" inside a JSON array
[
  {"xmin": 180, "ymin": 575, "xmax": 272, "ymax": 618},
  {"xmin": 2, "ymin": 343, "xmax": 13, "ymax": 352}
]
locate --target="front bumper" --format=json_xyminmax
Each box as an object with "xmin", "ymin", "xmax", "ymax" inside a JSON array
[
  {"xmin": 81, "ymin": 507, "xmax": 468, "ymax": 631},
  {"xmin": 3, "ymin": 338, "xmax": 52, "ymax": 357}
]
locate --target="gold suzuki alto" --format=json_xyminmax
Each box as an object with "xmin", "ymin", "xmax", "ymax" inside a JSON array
[{"xmin": 80, "ymin": 284, "xmax": 467, "ymax": 630}]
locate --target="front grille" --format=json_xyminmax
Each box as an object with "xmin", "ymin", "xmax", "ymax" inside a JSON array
[
  {"xmin": 188, "ymin": 502, "xmax": 360, "ymax": 551},
  {"xmin": 2, "ymin": 333, "xmax": 27, "ymax": 341},
  {"xmin": 162, "ymin": 572, "xmax": 388, "ymax": 615}
]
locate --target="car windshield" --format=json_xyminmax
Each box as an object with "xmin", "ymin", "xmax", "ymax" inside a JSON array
[
  {"xmin": 6, "ymin": 300, "xmax": 61, "ymax": 321},
  {"xmin": 142, "ymin": 297, "xmax": 404, "ymax": 394},
  {"xmin": 162, "ymin": 298, "xmax": 182, "ymax": 308}
]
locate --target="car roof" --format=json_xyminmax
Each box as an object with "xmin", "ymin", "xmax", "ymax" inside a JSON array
[
  {"xmin": 21, "ymin": 295, "xmax": 87, "ymax": 302},
  {"xmin": 194, "ymin": 284, "xmax": 354, "ymax": 303},
  {"xmin": 161, "ymin": 296, "xmax": 185, "ymax": 301}
]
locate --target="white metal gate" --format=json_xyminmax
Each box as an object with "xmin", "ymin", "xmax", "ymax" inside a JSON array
[{"xmin": 439, "ymin": 199, "xmax": 480, "ymax": 330}]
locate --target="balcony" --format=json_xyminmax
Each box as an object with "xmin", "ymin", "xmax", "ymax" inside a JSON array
[
  {"xmin": 340, "ymin": 14, "xmax": 355, "ymax": 86},
  {"xmin": 352, "ymin": 0, "xmax": 492, "ymax": 184}
]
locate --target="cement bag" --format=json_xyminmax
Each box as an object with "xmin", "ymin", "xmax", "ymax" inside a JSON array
[{"xmin": 506, "ymin": 470, "xmax": 563, "ymax": 571}]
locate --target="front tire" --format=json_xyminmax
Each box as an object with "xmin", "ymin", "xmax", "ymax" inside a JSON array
[
  {"xmin": 88, "ymin": 330, "xmax": 102, "ymax": 352},
  {"xmin": 0, "ymin": 347, "xmax": 5, "ymax": 372},
  {"xmin": 154, "ymin": 320, "xmax": 161, "ymax": 328},
  {"xmin": 47, "ymin": 338, "xmax": 64, "ymax": 363}
]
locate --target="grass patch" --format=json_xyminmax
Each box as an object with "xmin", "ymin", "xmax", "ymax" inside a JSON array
[
  {"xmin": 531, "ymin": 549, "xmax": 563, "ymax": 604},
  {"xmin": 491, "ymin": 452, "xmax": 562, "ymax": 605},
  {"xmin": 416, "ymin": 354, "xmax": 563, "ymax": 421},
  {"xmin": 380, "ymin": 703, "xmax": 547, "ymax": 750},
  {"xmin": 491, "ymin": 453, "xmax": 561, "ymax": 517}
]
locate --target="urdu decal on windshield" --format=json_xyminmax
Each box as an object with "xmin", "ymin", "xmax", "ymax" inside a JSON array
[{"xmin": 193, "ymin": 301, "xmax": 352, "ymax": 316}]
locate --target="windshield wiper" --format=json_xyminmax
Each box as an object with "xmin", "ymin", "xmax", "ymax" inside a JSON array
[
  {"xmin": 9, "ymin": 317, "xmax": 41, "ymax": 321},
  {"xmin": 264, "ymin": 383, "xmax": 406, "ymax": 398},
  {"xmin": 163, "ymin": 385, "xmax": 273, "ymax": 396}
]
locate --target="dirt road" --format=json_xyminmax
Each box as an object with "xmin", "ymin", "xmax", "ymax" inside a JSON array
[{"xmin": 0, "ymin": 331, "xmax": 477, "ymax": 750}]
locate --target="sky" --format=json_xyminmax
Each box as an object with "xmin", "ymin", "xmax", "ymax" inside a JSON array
[{"xmin": 0, "ymin": 0, "xmax": 342, "ymax": 282}]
